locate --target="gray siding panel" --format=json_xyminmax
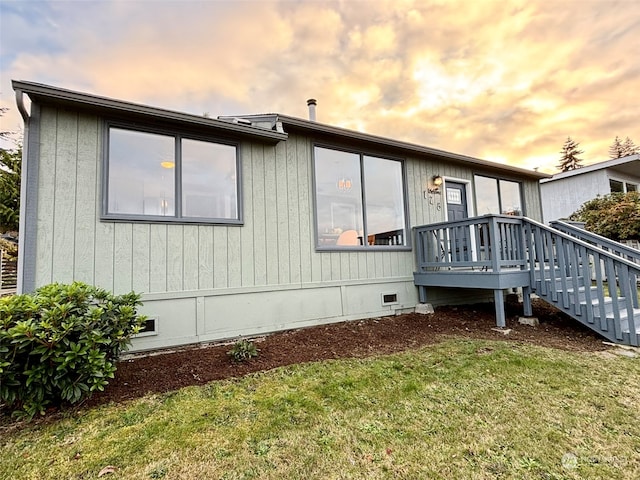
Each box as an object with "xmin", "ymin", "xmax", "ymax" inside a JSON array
[
  {"xmin": 35, "ymin": 107, "xmax": 57, "ymax": 287},
  {"xmin": 131, "ymin": 224, "xmax": 151, "ymax": 293},
  {"xmin": 182, "ymin": 225, "xmax": 199, "ymax": 291},
  {"xmin": 113, "ymin": 223, "xmax": 133, "ymax": 294},
  {"xmin": 52, "ymin": 112, "xmax": 78, "ymax": 284},
  {"xmin": 73, "ymin": 114, "xmax": 98, "ymax": 285},
  {"xmin": 198, "ymin": 226, "xmax": 214, "ymax": 290},
  {"xmin": 240, "ymin": 142, "xmax": 255, "ymax": 287},
  {"xmin": 166, "ymin": 226, "xmax": 184, "ymax": 291},
  {"xmin": 149, "ymin": 224, "xmax": 168, "ymax": 292}
]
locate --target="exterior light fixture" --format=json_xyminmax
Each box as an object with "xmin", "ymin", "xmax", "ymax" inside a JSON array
[{"xmin": 428, "ymin": 175, "xmax": 443, "ymax": 194}]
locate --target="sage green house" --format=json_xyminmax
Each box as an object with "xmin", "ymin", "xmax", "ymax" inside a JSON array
[{"xmin": 13, "ymin": 81, "xmax": 548, "ymax": 352}]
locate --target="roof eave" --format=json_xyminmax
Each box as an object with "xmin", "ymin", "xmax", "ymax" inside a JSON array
[
  {"xmin": 275, "ymin": 114, "xmax": 550, "ymax": 179},
  {"xmin": 11, "ymin": 80, "xmax": 288, "ymax": 143}
]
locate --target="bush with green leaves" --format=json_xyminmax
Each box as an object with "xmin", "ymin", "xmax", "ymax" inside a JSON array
[
  {"xmin": 570, "ymin": 191, "xmax": 640, "ymax": 240},
  {"xmin": 0, "ymin": 237, "xmax": 17, "ymax": 262},
  {"xmin": 0, "ymin": 282, "xmax": 146, "ymax": 419},
  {"xmin": 227, "ymin": 339, "xmax": 260, "ymax": 362}
]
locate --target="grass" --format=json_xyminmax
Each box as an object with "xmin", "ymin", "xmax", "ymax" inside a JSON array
[{"xmin": 1, "ymin": 339, "xmax": 639, "ymax": 479}]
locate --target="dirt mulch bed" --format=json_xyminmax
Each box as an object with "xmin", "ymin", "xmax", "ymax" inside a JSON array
[{"xmin": 85, "ymin": 299, "xmax": 607, "ymax": 408}]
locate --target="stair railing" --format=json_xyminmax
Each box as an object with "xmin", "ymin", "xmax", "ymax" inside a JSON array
[
  {"xmin": 523, "ymin": 218, "xmax": 639, "ymax": 346},
  {"xmin": 550, "ymin": 220, "xmax": 640, "ymax": 265}
]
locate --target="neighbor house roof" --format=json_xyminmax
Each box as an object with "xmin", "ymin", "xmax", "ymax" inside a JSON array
[{"xmin": 540, "ymin": 154, "xmax": 640, "ymax": 183}]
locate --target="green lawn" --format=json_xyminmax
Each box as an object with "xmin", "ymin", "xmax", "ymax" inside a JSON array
[{"xmin": 1, "ymin": 339, "xmax": 639, "ymax": 479}]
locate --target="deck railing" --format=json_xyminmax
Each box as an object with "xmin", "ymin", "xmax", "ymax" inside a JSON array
[
  {"xmin": 414, "ymin": 214, "xmax": 526, "ymax": 272},
  {"xmin": 413, "ymin": 215, "xmax": 640, "ymax": 346}
]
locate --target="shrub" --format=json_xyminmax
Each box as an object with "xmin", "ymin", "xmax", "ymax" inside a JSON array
[
  {"xmin": 227, "ymin": 339, "xmax": 260, "ymax": 362},
  {"xmin": 0, "ymin": 237, "xmax": 17, "ymax": 262},
  {"xmin": 570, "ymin": 191, "xmax": 640, "ymax": 240},
  {"xmin": 0, "ymin": 282, "xmax": 146, "ymax": 419}
]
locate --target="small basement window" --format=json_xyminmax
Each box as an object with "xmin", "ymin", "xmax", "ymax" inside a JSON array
[
  {"xmin": 382, "ymin": 293, "xmax": 398, "ymax": 305},
  {"xmin": 135, "ymin": 317, "xmax": 158, "ymax": 337}
]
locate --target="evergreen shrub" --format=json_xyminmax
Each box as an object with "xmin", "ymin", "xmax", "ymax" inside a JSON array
[{"xmin": 0, "ymin": 282, "xmax": 146, "ymax": 419}]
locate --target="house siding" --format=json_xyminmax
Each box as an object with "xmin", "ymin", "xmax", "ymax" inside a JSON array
[
  {"xmin": 28, "ymin": 105, "xmax": 543, "ymax": 351},
  {"xmin": 541, "ymin": 170, "xmax": 608, "ymax": 223}
]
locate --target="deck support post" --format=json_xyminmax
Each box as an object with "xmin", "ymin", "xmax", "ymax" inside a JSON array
[
  {"xmin": 494, "ymin": 289, "xmax": 506, "ymax": 328},
  {"xmin": 418, "ymin": 285, "xmax": 427, "ymax": 303},
  {"xmin": 522, "ymin": 285, "xmax": 533, "ymax": 317}
]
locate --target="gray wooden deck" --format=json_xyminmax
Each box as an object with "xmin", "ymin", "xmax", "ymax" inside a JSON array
[{"xmin": 413, "ymin": 215, "xmax": 640, "ymax": 346}]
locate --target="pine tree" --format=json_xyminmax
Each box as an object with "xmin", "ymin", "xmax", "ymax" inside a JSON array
[
  {"xmin": 0, "ymin": 147, "xmax": 21, "ymax": 233},
  {"xmin": 557, "ymin": 137, "xmax": 584, "ymax": 172},
  {"xmin": 608, "ymin": 136, "xmax": 625, "ymax": 159},
  {"xmin": 622, "ymin": 136, "xmax": 639, "ymax": 157}
]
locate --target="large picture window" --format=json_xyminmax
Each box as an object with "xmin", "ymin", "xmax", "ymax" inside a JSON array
[
  {"xmin": 105, "ymin": 126, "xmax": 240, "ymax": 223},
  {"xmin": 474, "ymin": 175, "xmax": 523, "ymax": 216},
  {"xmin": 314, "ymin": 146, "xmax": 407, "ymax": 248}
]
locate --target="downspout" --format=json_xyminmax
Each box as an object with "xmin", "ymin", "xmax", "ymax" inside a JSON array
[{"xmin": 14, "ymin": 89, "xmax": 29, "ymax": 294}]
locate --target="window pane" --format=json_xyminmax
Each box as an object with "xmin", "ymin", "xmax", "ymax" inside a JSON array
[
  {"xmin": 474, "ymin": 175, "xmax": 500, "ymax": 214},
  {"xmin": 314, "ymin": 147, "xmax": 363, "ymax": 246},
  {"xmin": 364, "ymin": 156, "xmax": 406, "ymax": 245},
  {"xmin": 182, "ymin": 139, "xmax": 238, "ymax": 219},
  {"xmin": 499, "ymin": 179, "xmax": 522, "ymax": 215},
  {"xmin": 610, "ymin": 179, "xmax": 624, "ymax": 193},
  {"xmin": 626, "ymin": 183, "xmax": 637, "ymax": 192},
  {"xmin": 108, "ymin": 128, "xmax": 175, "ymax": 216}
]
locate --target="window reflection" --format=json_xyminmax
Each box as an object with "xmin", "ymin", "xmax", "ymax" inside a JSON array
[
  {"xmin": 474, "ymin": 175, "xmax": 500, "ymax": 215},
  {"xmin": 108, "ymin": 128, "xmax": 175, "ymax": 216},
  {"xmin": 182, "ymin": 139, "xmax": 237, "ymax": 219},
  {"xmin": 474, "ymin": 175, "xmax": 522, "ymax": 216},
  {"xmin": 315, "ymin": 148, "xmax": 363, "ymax": 246},
  {"xmin": 106, "ymin": 126, "xmax": 239, "ymax": 221},
  {"xmin": 364, "ymin": 156, "xmax": 405, "ymax": 245},
  {"xmin": 499, "ymin": 180, "xmax": 522, "ymax": 216},
  {"xmin": 314, "ymin": 146, "xmax": 406, "ymax": 248}
]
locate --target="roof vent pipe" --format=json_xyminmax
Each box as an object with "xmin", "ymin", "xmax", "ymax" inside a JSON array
[{"xmin": 307, "ymin": 98, "xmax": 317, "ymax": 121}]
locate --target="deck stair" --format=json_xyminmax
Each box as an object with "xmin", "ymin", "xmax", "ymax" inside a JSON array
[{"xmin": 413, "ymin": 215, "xmax": 640, "ymax": 346}]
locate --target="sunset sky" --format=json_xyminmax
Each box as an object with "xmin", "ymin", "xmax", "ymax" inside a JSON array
[{"xmin": 1, "ymin": 0, "xmax": 638, "ymax": 173}]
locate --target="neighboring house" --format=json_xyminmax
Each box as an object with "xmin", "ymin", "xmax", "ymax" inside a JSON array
[
  {"xmin": 13, "ymin": 80, "xmax": 549, "ymax": 352},
  {"xmin": 540, "ymin": 155, "xmax": 640, "ymax": 223}
]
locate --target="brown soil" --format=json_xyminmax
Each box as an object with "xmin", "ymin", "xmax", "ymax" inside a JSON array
[{"xmin": 85, "ymin": 299, "xmax": 607, "ymax": 408}]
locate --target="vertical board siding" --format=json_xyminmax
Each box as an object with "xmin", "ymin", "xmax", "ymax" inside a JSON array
[
  {"xmin": 148, "ymin": 224, "xmax": 168, "ymax": 292},
  {"xmin": 275, "ymin": 141, "xmax": 290, "ymax": 285},
  {"xmin": 213, "ymin": 227, "xmax": 228, "ymax": 288},
  {"xmin": 264, "ymin": 145, "xmax": 279, "ymax": 285},
  {"xmin": 227, "ymin": 226, "xmax": 242, "ymax": 287},
  {"xmin": 182, "ymin": 225, "xmax": 199, "ymax": 291},
  {"xmin": 251, "ymin": 144, "xmax": 267, "ymax": 286},
  {"xmin": 166, "ymin": 226, "xmax": 184, "ymax": 291},
  {"xmin": 198, "ymin": 226, "xmax": 214, "ymax": 290},
  {"xmin": 52, "ymin": 112, "xmax": 78, "ymax": 283},
  {"xmin": 286, "ymin": 138, "xmax": 302, "ymax": 284},
  {"xmin": 131, "ymin": 224, "xmax": 151, "ymax": 293},
  {"xmin": 73, "ymin": 114, "xmax": 98, "ymax": 285},
  {"xmin": 113, "ymin": 223, "xmax": 133, "ymax": 294},
  {"xmin": 35, "ymin": 107, "xmax": 58, "ymax": 287},
  {"xmin": 36, "ymin": 113, "xmax": 541, "ymax": 299},
  {"xmin": 240, "ymin": 142, "xmax": 255, "ymax": 287}
]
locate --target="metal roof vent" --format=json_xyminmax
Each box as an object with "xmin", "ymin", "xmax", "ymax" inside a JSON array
[{"xmin": 307, "ymin": 98, "xmax": 317, "ymax": 121}]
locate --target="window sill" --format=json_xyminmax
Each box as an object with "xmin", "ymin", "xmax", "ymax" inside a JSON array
[{"xmin": 100, "ymin": 215, "xmax": 243, "ymax": 226}]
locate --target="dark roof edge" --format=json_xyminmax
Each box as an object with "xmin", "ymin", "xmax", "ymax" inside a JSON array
[
  {"xmin": 11, "ymin": 80, "xmax": 288, "ymax": 143},
  {"xmin": 276, "ymin": 114, "xmax": 550, "ymax": 179}
]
